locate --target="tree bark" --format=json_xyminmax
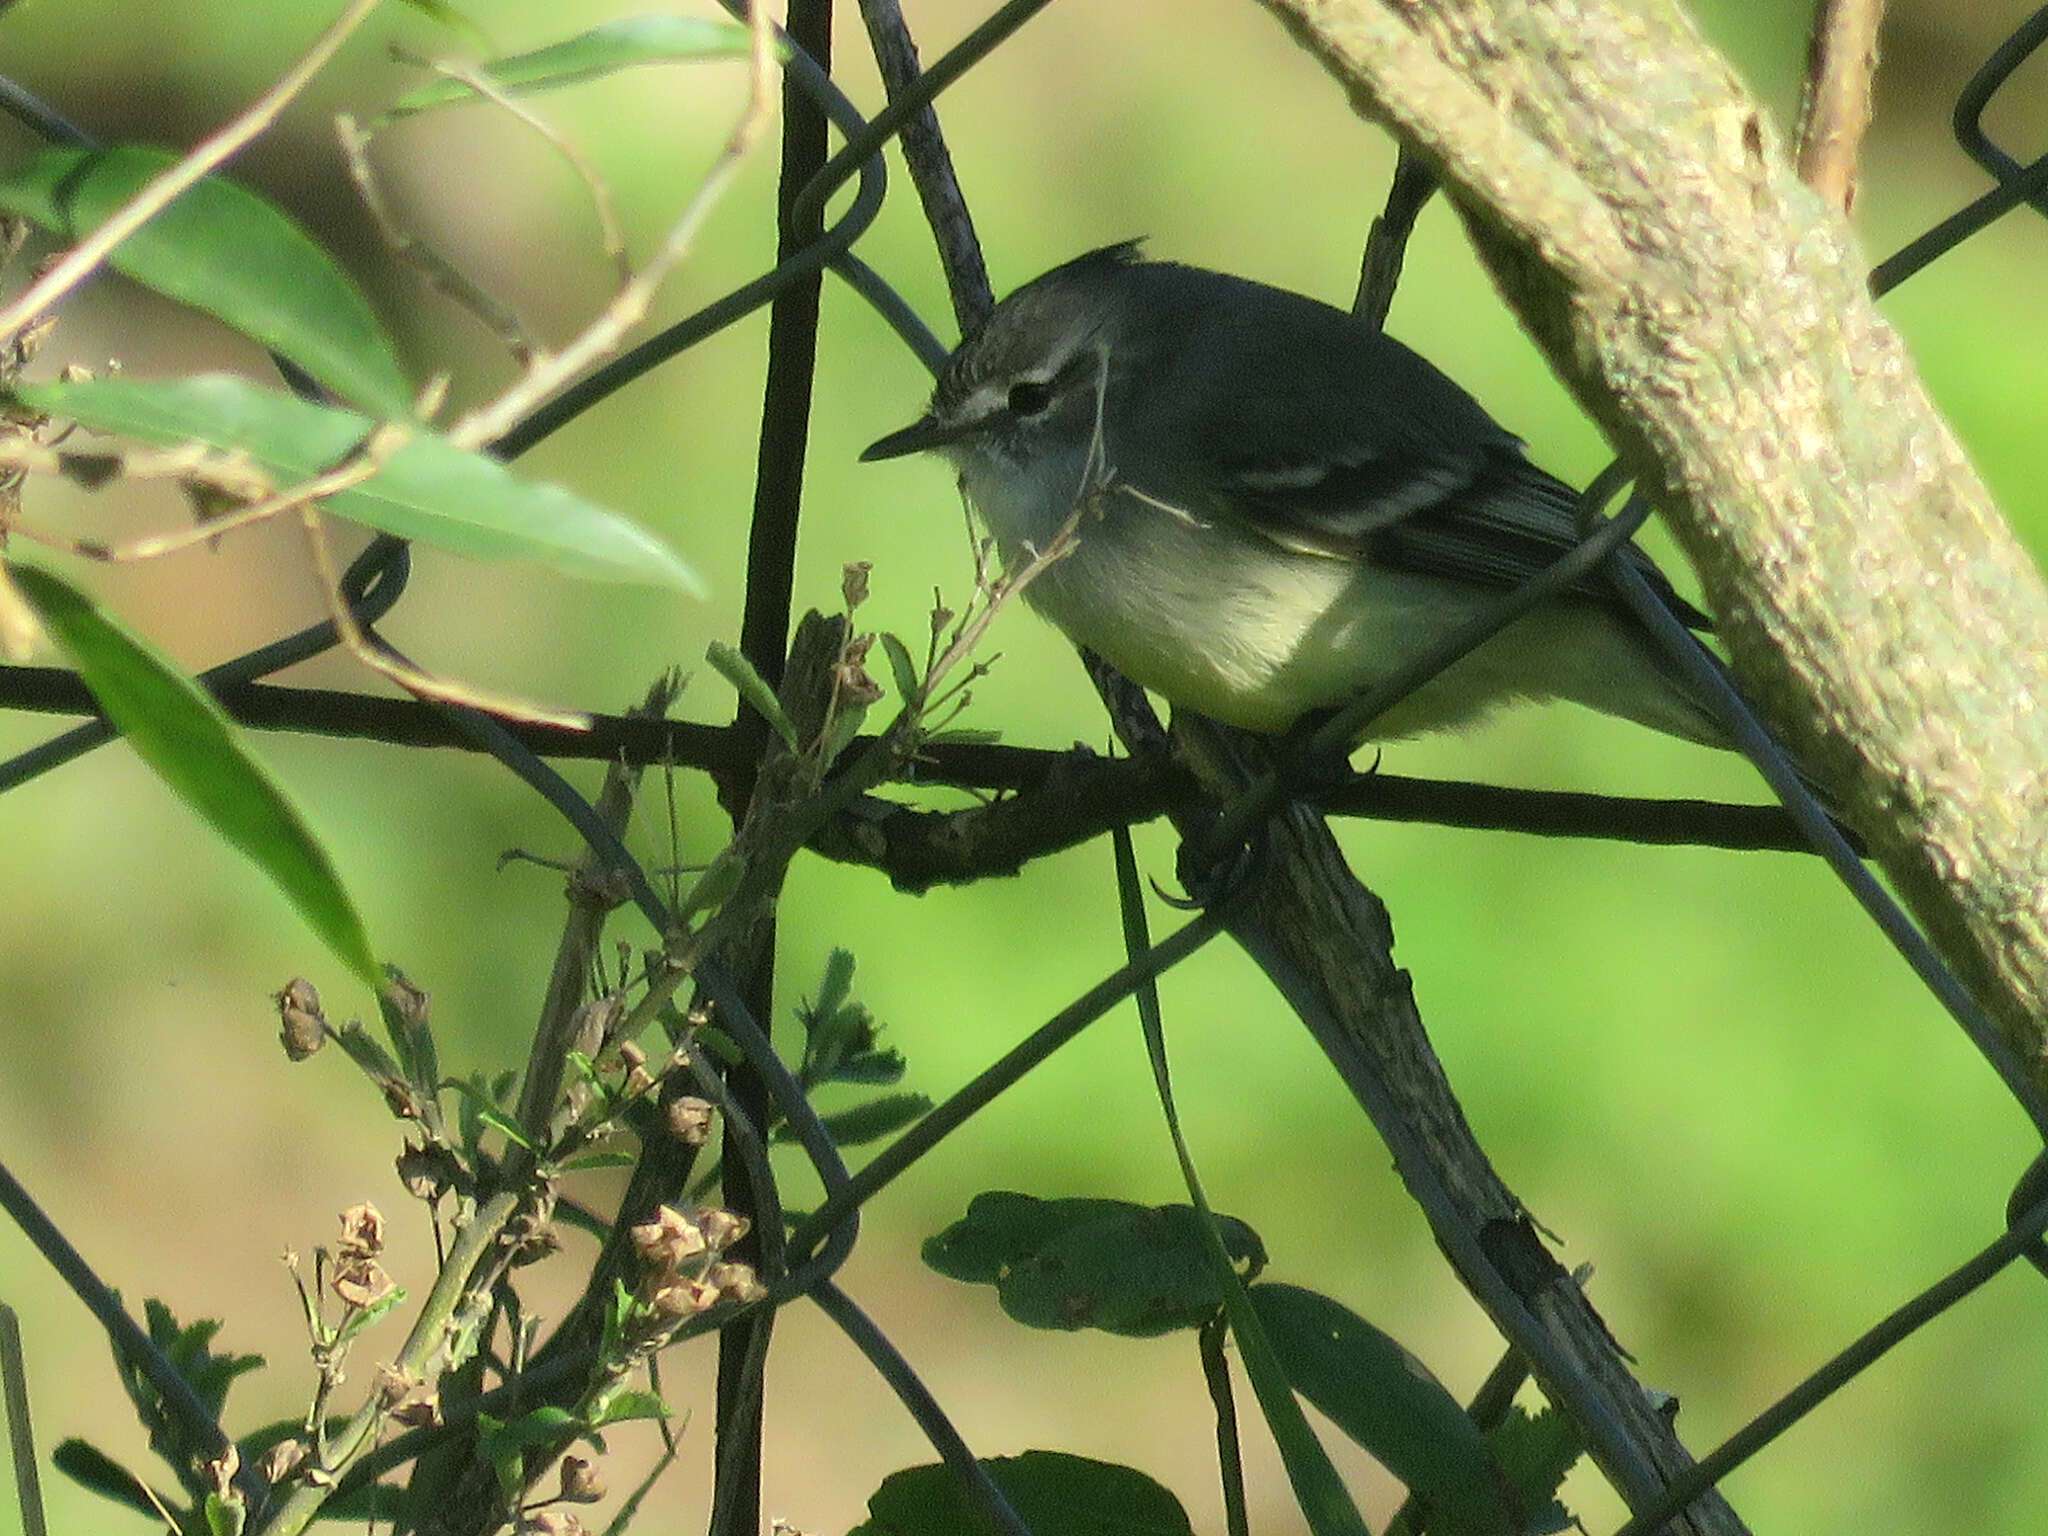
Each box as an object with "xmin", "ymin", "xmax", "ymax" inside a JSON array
[{"xmin": 1248, "ymin": 0, "xmax": 2048, "ymax": 1082}]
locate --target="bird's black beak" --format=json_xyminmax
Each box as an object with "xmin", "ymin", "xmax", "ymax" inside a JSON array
[{"xmin": 860, "ymin": 413, "xmax": 974, "ymax": 462}]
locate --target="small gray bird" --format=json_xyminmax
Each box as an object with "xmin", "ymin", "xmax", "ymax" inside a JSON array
[{"xmin": 862, "ymin": 242, "xmax": 1722, "ymax": 747}]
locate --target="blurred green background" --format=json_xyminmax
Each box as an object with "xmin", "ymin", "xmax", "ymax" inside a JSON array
[{"xmin": 2, "ymin": 1, "xmax": 2046, "ymax": 1532}]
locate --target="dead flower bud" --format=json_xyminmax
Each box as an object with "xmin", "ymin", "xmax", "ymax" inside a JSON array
[
  {"xmin": 396, "ymin": 1140, "xmax": 462, "ymax": 1204},
  {"xmin": 337, "ymin": 1203, "xmax": 385, "ymax": 1259},
  {"xmin": 835, "ymin": 634, "xmax": 884, "ymax": 707},
  {"xmin": 616, "ymin": 1039, "xmax": 648, "ymax": 1072},
  {"xmin": 376, "ymin": 1366, "xmax": 441, "ymax": 1427},
  {"xmin": 621, "ymin": 1063, "xmax": 657, "ymax": 1101},
  {"xmin": 705, "ymin": 1261, "xmax": 768, "ymax": 1305},
  {"xmin": 206, "ymin": 1443, "xmax": 241, "ymax": 1497},
  {"xmin": 842, "ymin": 561, "xmax": 871, "ymax": 611},
  {"xmin": 696, "ymin": 1206, "xmax": 751, "ymax": 1253},
  {"xmin": 519, "ymin": 1513, "xmax": 589, "ymax": 1536},
  {"xmin": 665, "ymin": 1096, "xmax": 715, "ymax": 1146},
  {"xmin": 276, "ymin": 978, "xmax": 328, "ymax": 1060},
  {"xmin": 646, "ymin": 1276, "xmax": 719, "ymax": 1321},
  {"xmin": 382, "ymin": 972, "xmax": 431, "ymax": 1030},
  {"xmin": 556, "ymin": 1454, "xmax": 605, "ymax": 1504},
  {"xmin": 332, "ymin": 1256, "xmax": 395, "ymax": 1310},
  {"xmin": 258, "ymin": 1438, "xmax": 308, "ymax": 1485},
  {"xmin": 511, "ymin": 1224, "xmax": 562, "ymax": 1266},
  {"xmin": 629, "ymin": 1205, "xmax": 706, "ymax": 1271}
]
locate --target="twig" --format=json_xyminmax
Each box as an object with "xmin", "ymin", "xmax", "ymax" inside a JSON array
[
  {"xmin": 1796, "ymin": 0, "xmax": 1885, "ymax": 213},
  {"xmin": 855, "ymin": 0, "xmax": 993, "ymax": 329},
  {"xmin": 0, "ymin": 0, "xmax": 386, "ymax": 345},
  {"xmin": 405, "ymin": 52, "xmax": 631, "ymax": 289},
  {"xmin": 335, "ymin": 112, "xmax": 536, "ymax": 363},
  {"xmin": 293, "ymin": 498, "xmax": 589, "ymax": 730},
  {"xmin": 445, "ymin": 0, "xmax": 779, "ymax": 453}
]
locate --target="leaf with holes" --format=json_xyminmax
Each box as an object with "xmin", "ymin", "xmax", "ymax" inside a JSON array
[{"xmin": 924, "ymin": 1192, "xmax": 1265, "ymax": 1338}]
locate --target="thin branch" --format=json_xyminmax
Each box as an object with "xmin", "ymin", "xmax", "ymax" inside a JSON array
[
  {"xmin": 444, "ymin": 0, "xmax": 779, "ymax": 453},
  {"xmin": 0, "ymin": 0, "xmax": 386, "ymax": 345}
]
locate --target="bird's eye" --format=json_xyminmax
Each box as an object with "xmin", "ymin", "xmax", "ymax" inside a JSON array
[{"xmin": 1006, "ymin": 379, "xmax": 1054, "ymax": 417}]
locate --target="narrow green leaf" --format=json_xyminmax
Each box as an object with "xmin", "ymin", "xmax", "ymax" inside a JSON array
[
  {"xmin": 15, "ymin": 375, "xmax": 702, "ymax": 591},
  {"xmin": 851, "ymin": 1450, "xmax": 1193, "ymax": 1536},
  {"xmin": 587, "ymin": 1389, "xmax": 669, "ymax": 1427},
  {"xmin": 10, "ymin": 562, "xmax": 380, "ymax": 987},
  {"xmin": 396, "ymin": 0, "xmax": 494, "ymax": 52},
  {"xmin": 51, "ymin": 1440, "xmax": 164, "ymax": 1519},
  {"xmin": 558, "ymin": 1150, "xmax": 638, "ymax": 1173},
  {"xmin": 1111, "ymin": 824, "xmax": 1371, "ymax": 1536},
  {"xmin": 0, "ymin": 146, "xmax": 413, "ymax": 419},
  {"xmin": 1252, "ymin": 1283, "xmax": 1512, "ymax": 1536},
  {"xmin": 806, "ymin": 1092, "xmax": 932, "ymax": 1149},
  {"xmin": 706, "ymin": 640, "xmax": 798, "ymax": 746},
  {"xmin": 877, "ymin": 631, "xmax": 920, "ymax": 704},
  {"xmin": 382, "ymin": 16, "xmax": 760, "ymax": 121},
  {"xmin": 445, "ymin": 1080, "xmax": 537, "ymax": 1150}
]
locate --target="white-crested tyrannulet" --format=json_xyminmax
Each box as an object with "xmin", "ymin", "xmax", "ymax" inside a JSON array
[{"xmin": 863, "ymin": 243, "xmax": 1721, "ymax": 747}]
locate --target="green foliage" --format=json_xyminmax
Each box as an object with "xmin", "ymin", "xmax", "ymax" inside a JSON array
[
  {"xmin": 13, "ymin": 374, "xmax": 703, "ymax": 590},
  {"xmin": 0, "ymin": 145, "xmax": 415, "ymax": 418},
  {"xmin": 1251, "ymin": 1282, "xmax": 1513, "ymax": 1536},
  {"xmin": 8, "ymin": 561, "xmax": 381, "ymax": 986},
  {"xmin": 850, "ymin": 1451, "xmax": 1195, "ymax": 1536},
  {"xmin": 380, "ymin": 14, "xmax": 763, "ymax": 122},
  {"xmin": 923, "ymin": 1191, "xmax": 1266, "ymax": 1338}
]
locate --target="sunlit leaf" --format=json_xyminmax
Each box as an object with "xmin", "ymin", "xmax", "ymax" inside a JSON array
[
  {"xmin": 9, "ymin": 562, "xmax": 381, "ymax": 987},
  {"xmin": 14, "ymin": 374, "xmax": 702, "ymax": 590},
  {"xmin": 923, "ymin": 1192, "xmax": 1265, "ymax": 1338},
  {"xmin": 0, "ymin": 146, "xmax": 413, "ymax": 418}
]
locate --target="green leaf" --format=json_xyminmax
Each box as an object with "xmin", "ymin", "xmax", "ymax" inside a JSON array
[
  {"xmin": 1111, "ymin": 824, "xmax": 1369, "ymax": 1536},
  {"xmin": 587, "ymin": 1389, "xmax": 669, "ymax": 1427},
  {"xmin": 446, "ymin": 1079, "xmax": 537, "ymax": 1150},
  {"xmin": 878, "ymin": 630, "xmax": 920, "ymax": 704},
  {"xmin": 706, "ymin": 640, "xmax": 798, "ymax": 747},
  {"xmin": 559, "ymin": 1149, "xmax": 637, "ymax": 1171},
  {"xmin": 850, "ymin": 1450, "xmax": 1193, "ymax": 1536},
  {"xmin": 396, "ymin": 0, "xmax": 494, "ymax": 52},
  {"xmin": 1485, "ymin": 1406, "xmax": 1581, "ymax": 1534},
  {"xmin": 14, "ymin": 375, "xmax": 702, "ymax": 590},
  {"xmin": 10, "ymin": 562, "xmax": 380, "ymax": 986},
  {"xmin": 204, "ymin": 1489, "xmax": 247, "ymax": 1536},
  {"xmin": 0, "ymin": 146, "xmax": 413, "ymax": 419},
  {"xmin": 52, "ymin": 1439, "xmax": 166, "ymax": 1519},
  {"xmin": 1251, "ymin": 1283, "xmax": 1513, "ymax": 1536},
  {"xmin": 382, "ymin": 15, "xmax": 762, "ymax": 120},
  {"xmin": 805, "ymin": 1092, "xmax": 931, "ymax": 1149},
  {"xmin": 922, "ymin": 1192, "xmax": 1265, "ymax": 1338}
]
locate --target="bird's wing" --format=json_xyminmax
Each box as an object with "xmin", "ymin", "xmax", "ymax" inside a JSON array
[{"xmin": 1179, "ymin": 328, "xmax": 1708, "ymax": 627}]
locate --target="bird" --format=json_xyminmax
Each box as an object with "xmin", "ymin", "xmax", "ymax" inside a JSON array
[{"xmin": 862, "ymin": 242, "xmax": 1723, "ymax": 749}]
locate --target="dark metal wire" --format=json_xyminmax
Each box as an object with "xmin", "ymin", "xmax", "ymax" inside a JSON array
[{"xmin": 2, "ymin": 4, "xmax": 2047, "ymax": 1530}]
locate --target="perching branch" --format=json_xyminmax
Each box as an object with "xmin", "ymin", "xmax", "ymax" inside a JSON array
[{"xmin": 1248, "ymin": 0, "xmax": 2048, "ymax": 1087}]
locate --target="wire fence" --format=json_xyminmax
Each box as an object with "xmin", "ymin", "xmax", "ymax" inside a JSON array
[{"xmin": 0, "ymin": 2, "xmax": 2044, "ymax": 1534}]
